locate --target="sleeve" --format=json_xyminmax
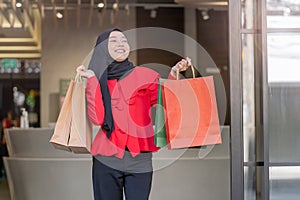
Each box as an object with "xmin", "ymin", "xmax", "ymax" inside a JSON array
[
  {"xmin": 85, "ymin": 76, "xmax": 105, "ymax": 126},
  {"xmin": 168, "ymin": 73, "xmax": 176, "ymax": 80}
]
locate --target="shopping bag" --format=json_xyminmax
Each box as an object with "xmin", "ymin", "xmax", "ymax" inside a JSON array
[
  {"xmin": 68, "ymin": 74, "xmax": 92, "ymax": 153},
  {"xmin": 162, "ymin": 67, "xmax": 222, "ymax": 149},
  {"xmin": 49, "ymin": 80, "xmax": 74, "ymax": 152},
  {"xmin": 50, "ymin": 73, "xmax": 92, "ymax": 154},
  {"xmin": 154, "ymin": 79, "xmax": 168, "ymax": 147}
]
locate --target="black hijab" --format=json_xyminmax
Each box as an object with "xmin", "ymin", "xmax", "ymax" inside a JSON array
[{"xmin": 88, "ymin": 29, "xmax": 134, "ymax": 138}]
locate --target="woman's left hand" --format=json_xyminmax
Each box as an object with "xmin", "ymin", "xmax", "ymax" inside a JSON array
[{"xmin": 170, "ymin": 57, "xmax": 192, "ymax": 77}]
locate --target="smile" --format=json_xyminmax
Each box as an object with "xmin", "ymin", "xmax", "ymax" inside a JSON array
[{"xmin": 115, "ymin": 49, "xmax": 126, "ymax": 53}]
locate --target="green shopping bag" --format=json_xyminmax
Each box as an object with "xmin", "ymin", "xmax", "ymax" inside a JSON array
[{"xmin": 154, "ymin": 79, "xmax": 168, "ymax": 147}]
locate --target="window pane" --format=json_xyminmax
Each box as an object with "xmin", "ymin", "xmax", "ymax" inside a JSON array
[
  {"xmin": 268, "ymin": 34, "xmax": 300, "ymax": 83},
  {"xmin": 269, "ymin": 83, "xmax": 300, "ymax": 162},
  {"xmin": 267, "ymin": 0, "xmax": 300, "ymax": 28},
  {"xmin": 268, "ymin": 33, "xmax": 300, "ymax": 163},
  {"xmin": 270, "ymin": 166, "xmax": 300, "ymax": 199},
  {"xmin": 244, "ymin": 166, "xmax": 256, "ymax": 200}
]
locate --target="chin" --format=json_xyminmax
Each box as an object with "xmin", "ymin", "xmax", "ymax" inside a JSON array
[
  {"xmin": 115, "ymin": 54, "xmax": 129, "ymax": 62},
  {"xmin": 115, "ymin": 57, "xmax": 126, "ymax": 62}
]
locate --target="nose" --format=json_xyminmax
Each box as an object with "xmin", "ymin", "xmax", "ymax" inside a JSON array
[{"xmin": 116, "ymin": 39, "xmax": 123, "ymax": 46}]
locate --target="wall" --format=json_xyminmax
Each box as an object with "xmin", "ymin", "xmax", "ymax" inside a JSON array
[
  {"xmin": 136, "ymin": 7, "xmax": 184, "ymax": 68},
  {"xmin": 41, "ymin": 8, "xmax": 136, "ymax": 127}
]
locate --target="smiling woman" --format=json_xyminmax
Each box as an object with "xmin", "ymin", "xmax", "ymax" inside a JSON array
[{"xmin": 76, "ymin": 28, "xmax": 191, "ymax": 200}]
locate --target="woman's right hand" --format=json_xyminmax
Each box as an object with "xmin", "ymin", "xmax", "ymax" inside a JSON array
[{"xmin": 76, "ymin": 65, "xmax": 95, "ymax": 78}]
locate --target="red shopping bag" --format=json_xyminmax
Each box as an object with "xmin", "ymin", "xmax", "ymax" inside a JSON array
[{"xmin": 162, "ymin": 71, "xmax": 222, "ymax": 149}]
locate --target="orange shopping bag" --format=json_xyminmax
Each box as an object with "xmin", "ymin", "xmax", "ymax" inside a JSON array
[{"xmin": 162, "ymin": 67, "xmax": 222, "ymax": 149}]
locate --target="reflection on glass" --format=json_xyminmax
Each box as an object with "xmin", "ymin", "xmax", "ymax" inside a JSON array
[
  {"xmin": 242, "ymin": 33, "xmax": 257, "ymax": 199},
  {"xmin": 270, "ymin": 167, "xmax": 300, "ymax": 199},
  {"xmin": 241, "ymin": 0, "xmax": 256, "ymax": 30},
  {"xmin": 267, "ymin": 0, "xmax": 300, "ymax": 28}
]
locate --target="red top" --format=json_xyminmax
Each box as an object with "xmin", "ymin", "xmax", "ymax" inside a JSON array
[{"xmin": 86, "ymin": 66, "xmax": 175, "ymax": 158}]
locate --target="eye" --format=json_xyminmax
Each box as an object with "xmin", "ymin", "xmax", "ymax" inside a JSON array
[{"xmin": 109, "ymin": 39, "xmax": 117, "ymax": 43}]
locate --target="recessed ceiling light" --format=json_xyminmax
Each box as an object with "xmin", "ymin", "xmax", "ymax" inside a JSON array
[
  {"xmin": 97, "ymin": 3, "xmax": 105, "ymax": 8},
  {"xmin": 16, "ymin": 2, "xmax": 22, "ymax": 8},
  {"xmin": 56, "ymin": 11, "xmax": 63, "ymax": 19}
]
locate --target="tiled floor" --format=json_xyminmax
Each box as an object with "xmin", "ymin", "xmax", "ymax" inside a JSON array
[{"xmin": 0, "ymin": 179, "xmax": 11, "ymax": 200}]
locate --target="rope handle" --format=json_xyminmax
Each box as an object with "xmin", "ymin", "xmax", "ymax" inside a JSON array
[{"xmin": 176, "ymin": 64, "xmax": 196, "ymax": 80}]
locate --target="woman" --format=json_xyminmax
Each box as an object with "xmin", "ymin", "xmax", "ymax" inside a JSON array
[{"xmin": 77, "ymin": 28, "xmax": 190, "ymax": 200}]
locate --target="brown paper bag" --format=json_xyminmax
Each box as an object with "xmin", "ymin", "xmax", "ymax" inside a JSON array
[
  {"xmin": 49, "ymin": 80, "xmax": 74, "ymax": 152},
  {"xmin": 68, "ymin": 75, "xmax": 92, "ymax": 153},
  {"xmin": 50, "ymin": 73, "xmax": 92, "ymax": 154}
]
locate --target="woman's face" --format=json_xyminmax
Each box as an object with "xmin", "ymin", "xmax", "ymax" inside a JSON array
[{"xmin": 108, "ymin": 31, "xmax": 130, "ymax": 62}]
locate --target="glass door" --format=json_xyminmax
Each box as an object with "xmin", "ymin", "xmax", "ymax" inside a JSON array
[
  {"xmin": 230, "ymin": 0, "xmax": 269, "ymax": 199},
  {"xmin": 230, "ymin": 0, "xmax": 300, "ymax": 199},
  {"xmin": 267, "ymin": 0, "xmax": 300, "ymax": 199}
]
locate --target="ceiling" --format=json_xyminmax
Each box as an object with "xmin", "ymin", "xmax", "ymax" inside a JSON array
[{"xmin": 0, "ymin": 0, "xmax": 228, "ymax": 58}]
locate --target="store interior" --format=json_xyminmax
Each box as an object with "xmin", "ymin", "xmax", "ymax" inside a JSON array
[{"xmin": 1, "ymin": 0, "xmax": 300, "ymax": 200}]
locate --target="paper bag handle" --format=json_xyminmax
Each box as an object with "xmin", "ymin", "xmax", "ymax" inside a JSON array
[
  {"xmin": 75, "ymin": 72, "xmax": 83, "ymax": 82},
  {"xmin": 176, "ymin": 64, "xmax": 196, "ymax": 80}
]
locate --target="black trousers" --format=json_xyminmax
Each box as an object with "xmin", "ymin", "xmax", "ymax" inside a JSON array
[{"xmin": 92, "ymin": 152, "xmax": 153, "ymax": 200}]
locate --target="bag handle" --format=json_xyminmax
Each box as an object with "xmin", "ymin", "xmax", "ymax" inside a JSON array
[
  {"xmin": 176, "ymin": 64, "xmax": 196, "ymax": 80},
  {"xmin": 75, "ymin": 72, "xmax": 83, "ymax": 82}
]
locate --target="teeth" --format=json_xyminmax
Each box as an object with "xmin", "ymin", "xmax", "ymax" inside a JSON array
[{"xmin": 115, "ymin": 49, "xmax": 125, "ymax": 53}]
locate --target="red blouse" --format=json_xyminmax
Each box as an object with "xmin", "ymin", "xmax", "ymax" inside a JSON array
[{"xmin": 86, "ymin": 67, "xmax": 175, "ymax": 158}]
